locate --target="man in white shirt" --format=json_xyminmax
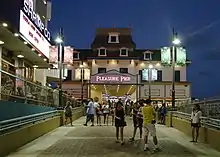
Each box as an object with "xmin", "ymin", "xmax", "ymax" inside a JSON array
[{"xmin": 190, "ymin": 104, "xmax": 202, "ymax": 142}]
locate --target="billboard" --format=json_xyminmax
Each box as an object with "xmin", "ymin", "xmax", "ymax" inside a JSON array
[
  {"xmin": 19, "ymin": 10, "xmax": 51, "ymax": 58},
  {"xmin": 142, "ymin": 69, "xmax": 157, "ymax": 81}
]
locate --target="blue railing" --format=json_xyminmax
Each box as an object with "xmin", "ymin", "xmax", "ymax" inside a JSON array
[{"xmin": 0, "ymin": 110, "xmax": 60, "ymax": 134}]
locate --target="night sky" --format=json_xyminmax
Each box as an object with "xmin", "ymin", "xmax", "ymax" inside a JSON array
[{"xmin": 49, "ymin": 0, "xmax": 220, "ymax": 99}]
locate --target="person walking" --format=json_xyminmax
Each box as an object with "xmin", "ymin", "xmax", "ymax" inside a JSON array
[
  {"xmin": 142, "ymin": 99, "xmax": 159, "ymax": 152},
  {"xmin": 84, "ymin": 98, "xmax": 95, "ymax": 126},
  {"xmin": 190, "ymin": 104, "xmax": 202, "ymax": 142},
  {"xmin": 94, "ymin": 97, "xmax": 102, "ymax": 126},
  {"xmin": 129, "ymin": 100, "xmax": 143, "ymax": 142},
  {"xmin": 115, "ymin": 99, "xmax": 126, "ymax": 145},
  {"xmin": 64, "ymin": 101, "xmax": 73, "ymax": 126}
]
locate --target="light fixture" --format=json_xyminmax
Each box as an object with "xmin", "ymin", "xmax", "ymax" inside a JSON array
[
  {"xmin": 38, "ymin": 54, "xmax": 42, "ymax": 56},
  {"xmin": 156, "ymin": 63, "xmax": 161, "ymax": 66},
  {"xmin": 14, "ymin": 33, "xmax": 19, "ymax": 37},
  {"xmin": 0, "ymin": 40, "xmax": 4, "ymax": 44},
  {"xmin": 148, "ymin": 64, "xmax": 153, "ymax": 69},
  {"xmin": 17, "ymin": 54, "xmax": 24, "ymax": 58},
  {"xmin": 31, "ymin": 48, "xmax": 35, "ymax": 51},
  {"xmin": 44, "ymin": 58, "xmax": 47, "ymax": 61},
  {"xmin": 79, "ymin": 64, "xmax": 84, "ymax": 68},
  {"xmin": 55, "ymin": 36, "xmax": 63, "ymax": 43},
  {"xmin": 48, "ymin": 68, "xmax": 51, "ymax": 70},
  {"xmin": 24, "ymin": 41, "xmax": 27, "ymax": 45},
  {"xmin": 173, "ymin": 38, "xmax": 181, "ymax": 45},
  {"xmin": 33, "ymin": 65, "xmax": 38, "ymax": 68},
  {"xmin": 2, "ymin": 23, "xmax": 8, "ymax": 27}
]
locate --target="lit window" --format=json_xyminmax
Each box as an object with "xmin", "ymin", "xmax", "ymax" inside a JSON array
[
  {"xmin": 98, "ymin": 48, "xmax": 107, "ymax": 56},
  {"xmin": 120, "ymin": 48, "xmax": 128, "ymax": 56},
  {"xmin": 73, "ymin": 53, "xmax": 79, "ymax": 59},
  {"xmin": 144, "ymin": 53, "xmax": 151, "ymax": 60}
]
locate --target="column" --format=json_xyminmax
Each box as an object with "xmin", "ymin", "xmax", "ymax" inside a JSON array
[{"xmin": 0, "ymin": 46, "xmax": 2, "ymax": 99}]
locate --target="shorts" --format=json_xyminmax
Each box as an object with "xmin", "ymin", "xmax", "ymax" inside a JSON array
[
  {"xmin": 191, "ymin": 123, "xmax": 200, "ymax": 128},
  {"xmin": 143, "ymin": 123, "xmax": 156, "ymax": 137}
]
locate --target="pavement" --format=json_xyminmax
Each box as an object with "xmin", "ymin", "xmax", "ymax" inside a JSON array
[{"xmin": 7, "ymin": 116, "xmax": 220, "ymax": 157}]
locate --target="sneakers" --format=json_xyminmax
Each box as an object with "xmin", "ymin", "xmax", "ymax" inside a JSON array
[{"xmin": 129, "ymin": 137, "xmax": 135, "ymax": 142}]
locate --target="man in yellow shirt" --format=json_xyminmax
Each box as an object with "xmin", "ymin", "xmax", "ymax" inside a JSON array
[{"xmin": 142, "ymin": 99, "xmax": 159, "ymax": 151}]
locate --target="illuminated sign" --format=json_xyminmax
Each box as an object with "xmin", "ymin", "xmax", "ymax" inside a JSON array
[
  {"xmin": 19, "ymin": 10, "xmax": 50, "ymax": 58},
  {"xmin": 23, "ymin": 0, "xmax": 50, "ymax": 41},
  {"xmin": 96, "ymin": 76, "xmax": 131, "ymax": 82}
]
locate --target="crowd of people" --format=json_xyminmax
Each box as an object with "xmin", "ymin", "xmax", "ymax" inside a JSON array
[{"xmin": 63, "ymin": 97, "xmax": 202, "ymax": 152}]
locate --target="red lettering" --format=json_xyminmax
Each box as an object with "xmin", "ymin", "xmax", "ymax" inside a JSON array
[{"xmin": 29, "ymin": 31, "xmax": 33, "ymax": 38}]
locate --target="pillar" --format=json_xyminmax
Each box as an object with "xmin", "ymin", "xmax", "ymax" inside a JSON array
[{"xmin": 0, "ymin": 46, "xmax": 2, "ymax": 99}]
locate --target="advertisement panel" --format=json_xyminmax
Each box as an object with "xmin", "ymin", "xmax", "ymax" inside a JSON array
[
  {"xmin": 142, "ymin": 69, "xmax": 157, "ymax": 81},
  {"xmin": 176, "ymin": 47, "xmax": 186, "ymax": 65},
  {"xmin": 161, "ymin": 47, "xmax": 171, "ymax": 65}
]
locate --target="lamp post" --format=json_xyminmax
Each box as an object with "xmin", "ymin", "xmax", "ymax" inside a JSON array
[
  {"xmin": 79, "ymin": 63, "xmax": 84, "ymax": 104},
  {"xmin": 148, "ymin": 52, "xmax": 153, "ymax": 99},
  {"xmin": 55, "ymin": 28, "xmax": 64, "ymax": 107},
  {"xmin": 171, "ymin": 28, "xmax": 181, "ymax": 109},
  {"xmin": 148, "ymin": 64, "xmax": 153, "ymax": 99}
]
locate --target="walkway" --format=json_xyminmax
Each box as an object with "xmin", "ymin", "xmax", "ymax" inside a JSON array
[{"xmin": 7, "ymin": 117, "xmax": 220, "ymax": 157}]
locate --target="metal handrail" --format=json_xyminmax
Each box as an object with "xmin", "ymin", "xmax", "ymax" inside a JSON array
[
  {"xmin": 0, "ymin": 110, "xmax": 60, "ymax": 133},
  {"xmin": 172, "ymin": 111, "xmax": 220, "ymax": 130},
  {"xmin": 0, "ymin": 107, "xmax": 83, "ymax": 134}
]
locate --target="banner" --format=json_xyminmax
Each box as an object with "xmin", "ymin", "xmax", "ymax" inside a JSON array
[
  {"xmin": 49, "ymin": 46, "xmax": 74, "ymax": 64},
  {"xmin": 161, "ymin": 47, "xmax": 171, "ymax": 65},
  {"xmin": 64, "ymin": 46, "xmax": 74, "ymax": 64},
  {"xmin": 176, "ymin": 47, "xmax": 186, "ymax": 65}
]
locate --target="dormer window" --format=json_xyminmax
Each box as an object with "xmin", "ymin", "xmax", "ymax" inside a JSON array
[
  {"xmin": 144, "ymin": 51, "xmax": 153, "ymax": 60},
  {"xmin": 108, "ymin": 32, "xmax": 119, "ymax": 43},
  {"xmin": 73, "ymin": 52, "xmax": 79, "ymax": 59},
  {"xmin": 98, "ymin": 48, "xmax": 107, "ymax": 56},
  {"xmin": 120, "ymin": 48, "xmax": 128, "ymax": 56}
]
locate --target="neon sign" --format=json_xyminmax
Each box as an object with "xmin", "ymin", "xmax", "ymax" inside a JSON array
[{"xmin": 23, "ymin": 0, "xmax": 50, "ymax": 41}]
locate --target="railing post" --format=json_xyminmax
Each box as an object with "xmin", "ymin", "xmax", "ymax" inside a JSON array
[{"xmin": 24, "ymin": 80, "xmax": 27, "ymax": 104}]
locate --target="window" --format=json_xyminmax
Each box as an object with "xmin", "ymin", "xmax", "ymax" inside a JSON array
[
  {"xmin": 65, "ymin": 70, "xmax": 72, "ymax": 80},
  {"xmin": 120, "ymin": 48, "xmax": 128, "ymax": 56},
  {"xmin": 73, "ymin": 53, "xmax": 79, "ymax": 59},
  {"xmin": 98, "ymin": 48, "xmax": 106, "ymax": 56},
  {"xmin": 108, "ymin": 33, "xmax": 119, "ymax": 43},
  {"xmin": 120, "ymin": 68, "xmax": 128, "ymax": 73},
  {"xmin": 98, "ymin": 68, "xmax": 106, "ymax": 73},
  {"xmin": 157, "ymin": 70, "xmax": 162, "ymax": 81},
  {"xmin": 175, "ymin": 70, "xmax": 180, "ymax": 82},
  {"xmin": 110, "ymin": 36, "xmax": 117, "ymax": 42},
  {"xmin": 144, "ymin": 53, "xmax": 151, "ymax": 60}
]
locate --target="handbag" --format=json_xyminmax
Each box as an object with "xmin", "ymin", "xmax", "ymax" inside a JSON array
[{"xmin": 123, "ymin": 121, "xmax": 127, "ymax": 126}]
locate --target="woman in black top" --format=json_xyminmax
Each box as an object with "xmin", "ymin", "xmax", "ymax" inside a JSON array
[{"xmin": 115, "ymin": 100, "xmax": 126, "ymax": 145}]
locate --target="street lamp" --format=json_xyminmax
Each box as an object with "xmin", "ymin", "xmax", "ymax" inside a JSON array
[
  {"xmin": 55, "ymin": 28, "xmax": 64, "ymax": 107},
  {"xmin": 171, "ymin": 28, "xmax": 181, "ymax": 109},
  {"xmin": 79, "ymin": 63, "xmax": 84, "ymax": 104}
]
